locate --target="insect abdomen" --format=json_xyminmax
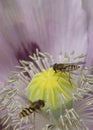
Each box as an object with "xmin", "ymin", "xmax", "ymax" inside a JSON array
[
  {"xmin": 19, "ymin": 107, "xmax": 33, "ymax": 118},
  {"xmin": 64, "ymin": 65, "xmax": 80, "ymax": 71},
  {"xmin": 71, "ymin": 65, "xmax": 80, "ymax": 71},
  {"xmin": 19, "ymin": 100, "xmax": 45, "ymax": 119}
]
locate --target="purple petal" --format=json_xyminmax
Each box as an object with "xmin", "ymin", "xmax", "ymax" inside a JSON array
[
  {"xmin": 0, "ymin": 0, "xmax": 88, "ymax": 78},
  {"xmin": 0, "ymin": 35, "xmax": 18, "ymax": 82},
  {"xmin": 82, "ymin": 0, "xmax": 93, "ymax": 66},
  {"xmin": 16, "ymin": 0, "xmax": 88, "ymax": 57}
]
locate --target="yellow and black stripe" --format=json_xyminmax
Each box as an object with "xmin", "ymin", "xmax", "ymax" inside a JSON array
[
  {"xmin": 53, "ymin": 63, "xmax": 80, "ymax": 72},
  {"xmin": 19, "ymin": 100, "xmax": 45, "ymax": 119}
]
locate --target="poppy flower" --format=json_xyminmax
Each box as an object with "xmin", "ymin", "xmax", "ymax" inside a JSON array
[{"xmin": 0, "ymin": 0, "xmax": 93, "ymax": 130}]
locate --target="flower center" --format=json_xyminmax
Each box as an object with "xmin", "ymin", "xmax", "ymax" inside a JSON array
[{"xmin": 26, "ymin": 68, "xmax": 77, "ymax": 113}]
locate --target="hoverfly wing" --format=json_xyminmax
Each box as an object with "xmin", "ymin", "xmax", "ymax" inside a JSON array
[
  {"xmin": 63, "ymin": 61, "xmax": 86, "ymax": 65},
  {"xmin": 73, "ymin": 61, "xmax": 86, "ymax": 65}
]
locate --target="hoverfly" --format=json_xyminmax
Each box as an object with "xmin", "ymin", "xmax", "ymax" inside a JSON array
[
  {"xmin": 52, "ymin": 61, "xmax": 85, "ymax": 85},
  {"xmin": 19, "ymin": 99, "xmax": 45, "ymax": 119},
  {"xmin": 52, "ymin": 61, "xmax": 85, "ymax": 73}
]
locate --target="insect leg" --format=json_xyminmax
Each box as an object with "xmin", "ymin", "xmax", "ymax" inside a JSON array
[
  {"xmin": 34, "ymin": 112, "xmax": 35, "ymax": 130},
  {"xmin": 65, "ymin": 72, "xmax": 72, "ymax": 86},
  {"xmin": 68, "ymin": 72, "xmax": 72, "ymax": 86},
  {"xmin": 32, "ymin": 112, "xmax": 35, "ymax": 130},
  {"xmin": 47, "ymin": 124, "xmax": 55, "ymax": 129}
]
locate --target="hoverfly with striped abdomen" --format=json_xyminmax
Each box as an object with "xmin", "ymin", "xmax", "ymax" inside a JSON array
[
  {"xmin": 19, "ymin": 99, "xmax": 45, "ymax": 119},
  {"xmin": 52, "ymin": 61, "xmax": 85, "ymax": 85},
  {"xmin": 52, "ymin": 61, "xmax": 85, "ymax": 73}
]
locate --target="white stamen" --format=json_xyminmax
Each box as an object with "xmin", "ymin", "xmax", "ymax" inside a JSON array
[{"xmin": 1, "ymin": 51, "xmax": 93, "ymax": 130}]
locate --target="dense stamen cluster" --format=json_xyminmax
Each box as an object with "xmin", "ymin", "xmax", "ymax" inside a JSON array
[
  {"xmin": 0, "ymin": 88, "xmax": 35, "ymax": 130},
  {"xmin": 0, "ymin": 50, "xmax": 93, "ymax": 130}
]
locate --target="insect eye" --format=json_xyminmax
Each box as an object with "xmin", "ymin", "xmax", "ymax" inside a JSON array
[
  {"xmin": 55, "ymin": 63, "xmax": 57, "ymax": 67},
  {"xmin": 53, "ymin": 63, "xmax": 57, "ymax": 69},
  {"xmin": 40, "ymin": 101, "xmax": 45, "ymax": 107},
  {"xmin": 42, "ymin": 102, "xmax": 45, "ymax": 107}
]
